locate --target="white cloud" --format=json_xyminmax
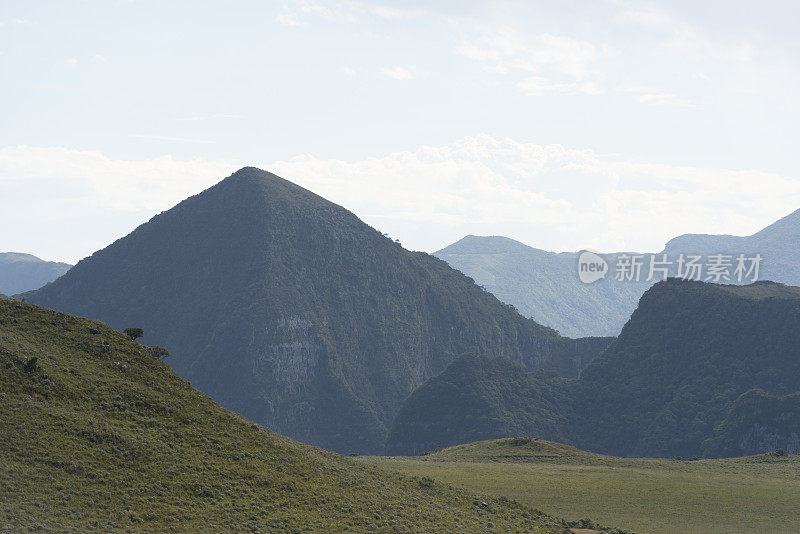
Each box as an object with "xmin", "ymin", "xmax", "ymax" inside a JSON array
[
  {"xmin": 364, "ymin": 4, "xmax": 425, "ymax": 20},
  {"xmin": 613, "ymin": 0, "xmax": 756, "ymax": 62},
  {"xmin": 381, "ymin": 66, "xmax": 415, "ymax": 80},
  {"xmin": 65, "ymin": 57, "xmax": 78, "ymax": 67},
  {"xmin": 276, "ymin": 13, "xmax": 300, "ymax": 27},
  {"xmin": 617, "ymin": 85, "xmax": 696, "ymax": 107},
  {"xmin": 456, "ymin": 28, "xmax": 611, "ymax": 79},
  {"xmin": 518, "ymin": 77, "xmax": 602, "ymax": 96},
  {"xmin": 456, "ymin": 27, "xmax": 614, "ymax": 97},
  {"xmin": 2, "ymin": 137, "xmax": 799, "ymax": 263},
  {"xmin": 130, "ymin": 134, "xmax": 213, "ymax": 143}
]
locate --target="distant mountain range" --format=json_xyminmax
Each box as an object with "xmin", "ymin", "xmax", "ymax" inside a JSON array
[
  {"xmin": 0, "ymin": 252, "xmax": 71, "ymax": 295},
  {"xmin": 24, "ymin": 167, "xmax": 610, "ymax": 454},
  {"xmin": 435, "ymin": 208, "xmax": 800, "ymax": 337},
  {"xmin": 386, "ymin": 279, "xmax": 800, "ymax": 458}
]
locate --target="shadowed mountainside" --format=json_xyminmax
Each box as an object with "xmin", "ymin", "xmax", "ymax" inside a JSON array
[
  {"xmin": 387, "ymin": 279, "xmax": 800, "ymax": 458},
  {"xmin": 24, "ymin": 167, "xmax": 610, "ymax": 454}
]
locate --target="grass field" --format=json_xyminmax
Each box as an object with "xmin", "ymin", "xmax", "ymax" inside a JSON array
[{"xmin": 357, "ymin": 438, "xmax": 800, "ymax": 534}]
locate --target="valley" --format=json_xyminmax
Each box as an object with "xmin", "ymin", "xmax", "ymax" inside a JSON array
[{"xmin": 360, "ymin": 438, "xmax": 800, "ymax": 534}]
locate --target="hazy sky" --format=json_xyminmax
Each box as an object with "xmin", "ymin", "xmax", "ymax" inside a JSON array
[{"xmin": 2, "ymin": 0, "xmax": 800, "ymax": 264}]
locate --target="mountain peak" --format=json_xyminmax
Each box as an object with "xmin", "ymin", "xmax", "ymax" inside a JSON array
[
  {"xmin": 24, "ymin": 169, "xmax": 592, "ymax": 454},
  {"xmin": 437, "ymin": 235, "xmax": 542, "ymax": 256}
]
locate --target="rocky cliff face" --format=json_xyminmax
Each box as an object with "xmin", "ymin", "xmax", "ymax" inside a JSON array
[
  {"xmin": 25, "ymin": 167, "xmax": 607, "ymax": 454},
  {"xmin": 703, "ymin": 390, "xmax": 800, "ymax": 457}
]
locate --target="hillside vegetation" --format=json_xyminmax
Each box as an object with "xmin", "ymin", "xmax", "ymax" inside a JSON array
[
  {"xmin": 361, "ymin": 438, "xmax": 800, "ymax": 534},
  {"xmin": 0, "ymin": 298, "xmax": 585, "ymax": 533},
  {"xmin": 704, "ymin": 389, "xmax": 800, "ymax": 457}
]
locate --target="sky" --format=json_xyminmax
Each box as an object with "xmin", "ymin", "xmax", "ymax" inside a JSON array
[{"xmin": 2, "ymin": 0, "xmax": 800, "ymax": 264}]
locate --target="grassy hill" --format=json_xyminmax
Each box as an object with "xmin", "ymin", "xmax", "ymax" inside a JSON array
[
  {"xmin": 0, "ymin": 298, "xmax": 588, "ymax": 532},
  {"xmin": 360, "ymin": 438, "xmax": 800, "ymax": 533},
  {"xmin": 23, "ymin": 167, "xmax": 609, "ymax": 455}
]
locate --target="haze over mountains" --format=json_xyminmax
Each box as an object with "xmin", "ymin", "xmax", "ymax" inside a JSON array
[
  {"xmin": 0, "ymin": 252, "xmax": 71, "ymax": 295},
  {"xmin": 24, "ymin": 167, "xmax": 610, "ymax": 454},
  {"xmin": 436, "ymin": 208, "xmax": 800, "ymax": 337},
  {"xmin": 387, "ymin": 279, "xmax": 800, "ymax": 458}
]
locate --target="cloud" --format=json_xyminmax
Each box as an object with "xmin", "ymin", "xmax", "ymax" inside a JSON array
[
  {"xmin": 65, "ymin": 57, "xmax": 78, "ymax": 67},
  {"xmin": 613, "ymin": 0, "xmax": 756, "ymax": 62},
  {"xmin": 2, "ymin": 137, "xmax": 799, "ymax": 263},
  {"xmin": 456, "ymin": 27, "xmax": 614, "ymax": 96},
  {"xmin": 518, "ymin": 77, "xmax": 602, "ymax": 96},
  {"xmin": 129, "ymin": 134, "xmax": 214, "ymax": 143},
  {"xmin": 364, "ymin": 4, "xmax": 425, "ymax": 20},
  {"xmin": 456, "ymin": 29, "xmax": 609, "ymax": 79},
  {"xmin": 617, "ymin": 85, "xmax": 696, "ymax": 107},
  {"xmin": 381, "ymin": 66, "xmax": 415, "ymax": 80},
  {"xmin": 275, "ymin": 13, "xmax": 300, "ymax": 27}
]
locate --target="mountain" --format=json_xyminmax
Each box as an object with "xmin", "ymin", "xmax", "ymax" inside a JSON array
[
  {"xmin": 703, "ymin": 389, "xmax": 800, "ymax": 458},
  {"xmin": 0, "ymin": 298, "xmax": 574, "ymax": 532},
  {"xmin": 575, "ymin": 279, "xmax": 800, "ymax": 457},
  {"xmin": 663, "ymin": 207, "xmax": 800, "ymax": 285},
  {"xmin": 386, "ymin": 279, "xmax": 800, "ymax": 458},
  {"xmin": 436, "ymin": 208, "xmax": 800, "ymax": 337},
  {"xmin": 0, "ymin": 252, "xmax": 71, "ymax": 295},
  {"xmin": 385, "ymin": 354, "xmax": 571, "ymax": 456},
  {"xmin": 435, "ymin": 236, "xmax": 646, "ymax": 337},
  {"xmin": 24, "ymin": 167, "xmax": 610, "ymax": 454}
]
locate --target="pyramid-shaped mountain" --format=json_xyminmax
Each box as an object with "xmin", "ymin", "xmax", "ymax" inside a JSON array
[{"xmin": 25, "ymin": 167, "xmax": 610, "ymax": 453}]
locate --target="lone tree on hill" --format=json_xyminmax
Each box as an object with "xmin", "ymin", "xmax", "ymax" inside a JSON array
[
  {"xmin": 149, "ymin": 345, "xmax": 170, "ymax": 361},
  {"xmin": 123, "ymin": 327, "xmax": 144, "ymax": 340}
]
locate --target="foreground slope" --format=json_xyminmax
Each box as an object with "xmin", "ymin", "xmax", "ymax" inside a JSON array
[
  {"xmin": 362, "ymin": 438, "xmax": 800, "ymax": 534},
  {"xmin": 387, "ymin": 279, "xmax": 800, "ymax": 458},
  {"xmin": 0, "ymin": 252, "xmax": 71, "ymax": 295},
  {"xmin": 0, "ymin": 299, "xmax": 574, "ymax": 532},
  {"xmin": 24, "ymin": 167, "xmax": 609, "ymax": 454}
]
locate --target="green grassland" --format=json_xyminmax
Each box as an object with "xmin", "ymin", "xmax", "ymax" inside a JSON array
[
  {"xmin": 0, "ymin": 299, "xmax": 600, "ymax": 533},
  {"xmin": 358, "ymin": 438, "xmax": 800, "ymax": 534}
]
